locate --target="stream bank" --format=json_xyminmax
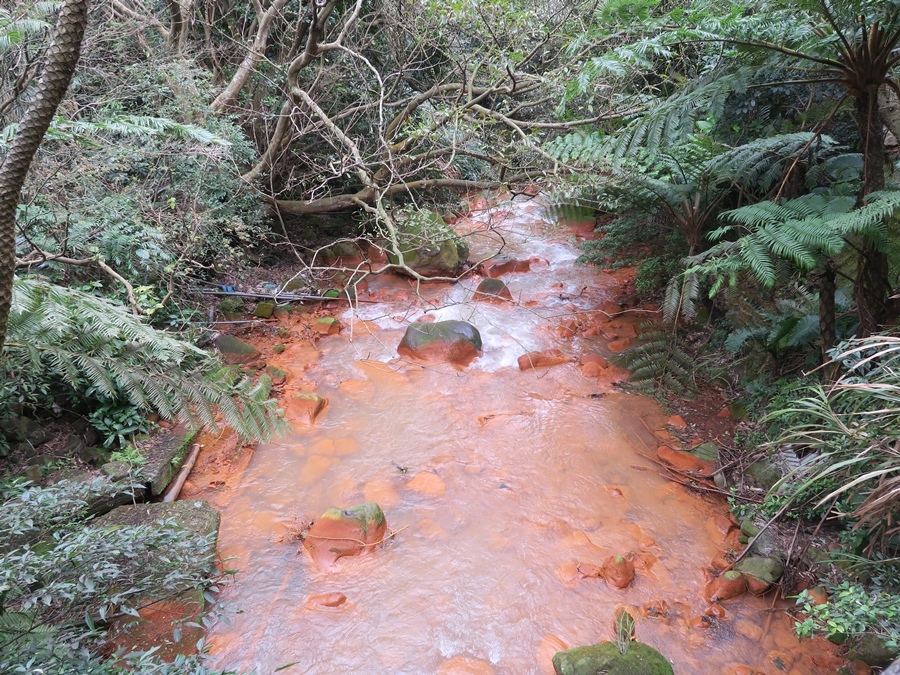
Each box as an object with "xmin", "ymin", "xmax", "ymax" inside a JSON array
[{"xmin": 185, "ymin": 193, "xmax": 848, "ymax": 674}]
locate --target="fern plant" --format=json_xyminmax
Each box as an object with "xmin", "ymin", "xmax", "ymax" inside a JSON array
[
  {"xmin": 614, "ymin": 326, "xmax": 696, "ymax": 393},
  {"xmin": 3, "ymin": 278, "xmax": 284, "ymax": 441}
]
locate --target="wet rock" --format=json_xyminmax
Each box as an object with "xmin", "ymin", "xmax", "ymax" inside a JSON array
[
  {"xmin": 667, "ymin": 415, "xmax": 687, "ymax": 429},
  {"xmin": 643, "ymin": 599, "xmax": 669, "ymax": 618},
  {"xmin": 518, "ymin": 349, "xmax": 572, "ymax": 371},
  {"xmin": 398, "ymin": 320, "xmax": 482, "ymax": 366},
  {"xmin": 436, "ymin": 656, "xmax": 496, "ymax": 675},
  {"xmin": 315, "ymin": 316, "xmax": 342, "ymax": 335},
  {"xmin": 607, "ymin": 338, "xmax": 631, "ymax": 353},
  {"xmin": 711, "ymin": 550, "xmax": 733, "ymax": 572},
  {"xmin": 214, "ymin": 334, "xmax": 262, "ymax": 367},
  {"xmin": 581, "ymin": 353, "xmax": 608, "ymax": 368},
  {"xmin": 303, "ymin": 502, "xmax": 388, "ymax": 569},
  {"xmin": 580, "ymin": 362, "xmax": 604, "ymax": 378},
  {"xmin": 305, "ymin": 592, "xmax": 347, "ymax": 607},
  {"xmin": 482, "ymin": 255, "xmax": 530, "ymax": 278},
  {"xmin": 552, "ymin": 641, "xmax": 674, "ymax": 675},
  {"xmin": 706, "ymin": 570, "xmax": 747, "ymax": 602},
  {"xmin": 473, "ymin": 278, "xmax": 513, "ymax": 302},
  {"xmin": 135, "ymin": 426, "xmax": 199, "ymax": 497},
  {"xmin": 806, "ymin": 585, "xmax": 829, "ymax": 606},
  {"xmin": 602, "ymin": 555, "xmax": 635, "ymax": 589},
  {"xmin": 656, "ymin": 446, "xmax": 714, "ymax": 475},
  {"xmin": 386, "ymin": 211, "xmax": 469, "ymax": 277},
  {"xmin": 735, "ymin": 556, "xmax": 783, "ymax": 595},
  {"xmin": 292, "ymin": 393, "xmax": 328, "ymax": 424},
  {"xmin": 576, "ymin": 562, "xmax": 604, "ymax": 579}
]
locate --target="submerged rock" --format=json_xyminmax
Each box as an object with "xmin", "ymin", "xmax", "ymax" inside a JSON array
[
  {"xmin": 517, "ymin": 349, "xmax": 572, "ymax": 371},
  {"xmin": 291, "ymin": 393, "xmax": 328, "ymax": 424},
  {"xmin": 552, "ymin": 641, "xmax": 674, "ymax": 675},
  {"xmin": 398, "ymin": 320, "xmax": 482, "ymax": 366},
  {"xmin": 303, "ymin": 502, "xmax": 388, "ymax": 569},
  {"xmin": 473, "ymin": 278, "xmax": 513, "ymax": 302},
  {"xmin": 481, "ymin": 254, "xmax": 530, "ymax": 278}
]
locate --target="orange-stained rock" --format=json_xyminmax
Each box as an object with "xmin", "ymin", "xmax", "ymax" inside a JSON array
[
  {"xmin": 688, "ymin": 615, "xmax": 711, "ymax": 630},
  {"xmin": 363, "ymin": 478, "xmax": 400, "ymax": 509},
  {"xmin": 711, "ymin": 550, "xmax": 733, "ymax": 572},
  {"xmin": 473, "ymin": 278, "xmax": 513, "ymax": 302},
  {"xmin": 717, "ymin": 407, "xmax": 732, "ymax": 418},
  {"xmin": 707, "ymin": 514, "xmax": 737, "ymax": 538},
  {"xmin": 482, "ymin": 255, "xmax": 531, "ymax": 278},
  {"xmin": 581, "ymin": 353, "xmax": 609, "ymax": 368},
  {"xmin": 607, "ymin": 338, "xmax": 631, "ymax": 353},
  {"xmin": 744, "ymin": 574, "xmax": 773, "ymax": 595},
  {"xmin": 657, "ymin": 445, "xmax": 715, "ymax": 475},
  {"xmin": 667, "ymin": 414, "xmax": 687, "ymax": 429},
  {"xmin": 726, "ymin": 666, "xmax": 766, "ymax": 675},
  {"xmin": 576, "ymin": 562, "xmax": 604, "ymax": 579},
  {"xmin": 518, "ymin": 349, "xmax": 572, "ymax": 371},
  {"xmin": 290, "ymin": 393, "xmax": 328, "ymax": 424},
  {"xmin": 314, "ymin": 317, "xmax": 342, "ymax": 335},
  {"xmin": 536, "ymin": 635, "xmax": 569, "ymax": 675},
  {"xmin": 305, "ymin": 592, "xmax": 347, "ymax": 607},
  {"xmin": 804, "ymin": 585, "xmax": 828, "ymax": 606},
  {"xmin": 608, "ymin": 320, "xmax": 637, "ymax": 339},
  {"xmin": 406, "ymin": 471, "xmax": 446, "ymax": 496},
  {"xmin": 299, "ymin": 455, "xmax": 333, "ymax": 485},
  {"xmin": 734, "ymin": 619, "xmax": 764, "ymax": 641},
  {"xmin": 580, "ymin": 362, "xmax": 605, "ymax": 378},
  {"xmin": 706, "ymin": 570, "xmax": 747, "ymax": 602},
  {"xmin": 704, "ymin": 603, "xmax": 726, "ymax": 619},
  {"xmin": 398, "ymin": 320, "xmax": 482, "ymax": 367},
  {"xmin": 436, "ymin": 655, "xmax": 496, "ymax": 674},
  {"xmin": 847, "ymin": 660, "xmax": 873, "ymax": 675},
  {"xmin": 643, "ymin": 599, "xmax": 669, "ymax": 617},
  {"xmin": 557, "ymin": 318, "xmax": 580, "ymax": 337},
  {"xmin": 303, "ymin": 502, "xmax": 387, "ymax": 569},
  {"xmin": 602, "ymin": 555, "xmax": 635, "ymax": 589}
]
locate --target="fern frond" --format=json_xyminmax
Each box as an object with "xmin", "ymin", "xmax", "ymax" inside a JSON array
[{"xmin": 4, "ymin": 278, "xmax": 284, "ymax": 441}]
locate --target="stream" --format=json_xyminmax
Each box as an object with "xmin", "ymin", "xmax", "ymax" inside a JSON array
[{"xmin": 203, "ymin": 194, "xmax": 839, "ymax": 674}]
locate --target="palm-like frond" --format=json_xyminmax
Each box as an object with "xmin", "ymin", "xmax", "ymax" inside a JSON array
[{"xmin": 4, "ymin": 278, "xmax": 284, "ymax": 440}]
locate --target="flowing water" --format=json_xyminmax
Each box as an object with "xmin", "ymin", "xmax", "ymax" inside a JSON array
[{"xmin": 205, "ymin": 195, "xmax": 840, "ymax": 674}]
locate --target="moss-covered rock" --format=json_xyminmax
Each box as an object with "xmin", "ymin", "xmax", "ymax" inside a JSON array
[
  {"xmin": 397, "ymin": 320, "xmax": 482, "ymax": 366},
  {"xmin": 386, "ymin": 210, "xmax": 469, "ymax": 278},
  {"xmin": 214, "ymin": 334, "xmax": 262, "ymax": 367},
  {"xmin": 218, "ymin": 296, "xmax": 244, "ymax": 318},
  {"xmin": 473, "ymin": 277, "xmax": 513, "ymax": 302},
  {"xmin": 303, "ymin": 502, "xmax": 388, "ymax": 569},
  {"xmin": 850, "ymin": 632, "xmax": 900, "ymax": 667},
  {"xmin": 552, "ymin": 641, "xmax": 674, "ymax": 675},
  {"xmin": 254, "ymin": 301, "xmax": 276, "ymax": 318}
]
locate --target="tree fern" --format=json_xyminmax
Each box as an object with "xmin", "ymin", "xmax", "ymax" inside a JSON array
[
  {"xmin": 614, "ymin": 326, "xmax": 696, "ymax": 393},
  {"xmin": 4, "ymin": 278, "xmax": 284, "ymax": 441},
  {"xmin": 0, "ymin": 114, "xmax": 231, "ymax": 148}
]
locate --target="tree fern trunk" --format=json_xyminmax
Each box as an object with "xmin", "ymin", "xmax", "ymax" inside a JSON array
[
  {"xmin": 854, "ymin": 91, "xmax": 895, "ymax": 337},
  {"xmin": 0, "ymin": 0, "xmax": 90, "ymax": 351}
]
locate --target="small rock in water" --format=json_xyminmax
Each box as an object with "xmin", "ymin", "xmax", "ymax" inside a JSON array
[
  {"xmin": 517, "ymin": 349, "xmax": 572, "ymax": 371},
  {"xmin": 481, "ymin": 255, "xmax": 530, "ymax": 278},
  {"xmin": 291, "ymin": 393, "xmax": 328, "ymax": 424},
  {"xmin": 406, "ymin": 471, "xmax": 446, "ymax": 496},
  {"xmin": 305, "ymin": 592, "xmax": 347, "ymax": 607},
  {"xmin": 303, "ymin": 502, "xmax": 388, "ymax": 569},
  {"xmin": 734, "ymin": 556, "xmax": 783, "ymax": 595},
  {"xmin": 315, "ymin": 316, "xmax": 342, "ymax": 335},
  {"xmin": 473, "ymin": 277, "xmax": 513, "ymax": 302},
  {"xmin": 436, "ymin": 655, "xmax": 496, "ymax": 674},
  {"xmin": 603, "ymin": 555, "xmax": 635, "ymax": 589}
]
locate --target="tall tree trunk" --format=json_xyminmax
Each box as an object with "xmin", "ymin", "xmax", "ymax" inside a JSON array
[
  {"xmin": 0, "ymin": 0, "xmax": 90, "ymax": 351},
  {"xmin": 816, "ymin": 258, "xmax": 839, "ymax": 381},
  {"xmin": 854, "ymin": 90, "xmax": 894, "ymax": 337}
]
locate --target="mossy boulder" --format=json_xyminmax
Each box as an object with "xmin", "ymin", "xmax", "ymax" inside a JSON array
[
  {"xmin": 254, "ymin": 301, "xmax": 276, "ymax": 318},
  {"xmin": 747, "ymin": 457, "xmax": 782, "ymax": 491},
  {"xmin": 397, "ymin": 320, "xmax": 482, "ymax": 366},
  {"xmin": 850, "ymin": 632, "xmax": 900, "ymax": 668},
  {"xmin": 735, "ymin": 556, "xmax": 783, "ymax": 594},
  {"xmin": 553, "ymin": 642, "xmax": 674, "ymax": 675},
  {"xmin": 386, "ymin": 210, "xmax": 469, "ymax": 278},
  {"xmin": 218, "ymin": 296, "xmax": 244, "ymax": 318}
]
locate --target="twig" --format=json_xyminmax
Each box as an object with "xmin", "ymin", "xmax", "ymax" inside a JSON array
[
  {"xmin": 304, "ymin": 525, "xmax": 409, "ymax": 547},
  {"xmin": 163, "ymin": 443, "xmax": 202, "ymax": 502}
]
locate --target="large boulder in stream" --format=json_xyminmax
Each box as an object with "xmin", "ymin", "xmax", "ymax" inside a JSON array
[
  {"xmin": 385, "ymin": 210, "xmax": 469, "ymax": 278},
  {"xmin": 553, "ymin": 642, "xmax": 674, "ymax": 675},
  {"xmin": 303, "ymin": 502, "xmax": 388, "ymax": 569},
  {"xmin": 398, "ymin": 320, "xmax": 482, "ymax": 366}
]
